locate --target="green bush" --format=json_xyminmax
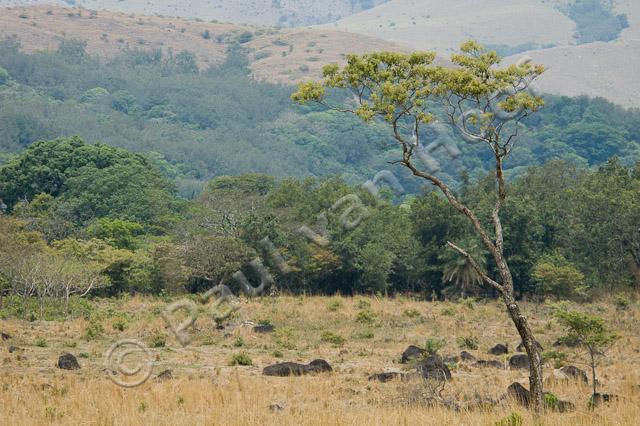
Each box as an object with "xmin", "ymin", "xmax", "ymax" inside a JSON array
[
  {"xmin": 229, "ymin": 352, "xmax": 252, "ymax": 366},
  {"xmin": 327, "ymin": 299, "xmax": 343, "ymax": 311},
  {"xmin": 355, "ymin": 310, "xmax": 376, "ymax": 324},
  {"xmin": 442, "ymin": 307, "xmax": 456, "ymax": 316},
  {"xmin": 456, "ymin": 335, "xmax": 479, "ymax": 350},
  {"xmin": 0, "ymin": 295, "xmax": 94, "ymax": 321},
  {"xmin": 112, "ymin": 315, "xmax": 130, "ymax": 332},
  {"xmin": 614, "ymin": 295, "xmax": 630, "ymax": 311},
  {"xmin": 320, "ymin": 330, "xmax": 346, "ymax": 346},
  {"xmin": 84, "ymin": 319, "xmax": 104, "ymax": 340},
  {"xmin": 424, "ymin": 337, "xmax": 446, "ymax": 355},
  {"xmin": 495, "ymin": 411, "xmax": 523, "ymax": 426},
  {"xmin": 403, "ymin": 308, "xmax": 421, "ymax": 319},
  {"xmin": 544, "ymin": 392, "xmax": 559, "ymax": 410},
  {"xmin": 79, "ymin": 87, "xmax": 109, "ymax": 103}
]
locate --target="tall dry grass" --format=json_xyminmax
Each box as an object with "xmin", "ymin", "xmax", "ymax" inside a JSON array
[{"xmin": 1, "ymin": 295, "xmax": 639, "ymax": 425}]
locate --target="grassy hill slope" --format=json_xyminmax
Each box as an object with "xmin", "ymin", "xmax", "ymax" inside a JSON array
[
  {"xmin": 0, "ymin": 0, "xmax": 390, "ymax": 26},
  {"xmin": 0, "ymin": 5, "xmax": 407, "ymax": 84},
  {"xmin": 325, "ymin": 0, "xmax": 640, "ymax": 107},
  {"xmin": 325, "ymin": 0, "xmax": 576, "ymax": 55},
  {"xmin": 502, "ymin": 0, "xmax": 640, "ymax": 108}
]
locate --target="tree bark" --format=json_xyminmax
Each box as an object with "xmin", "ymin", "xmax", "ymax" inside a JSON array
[
  {"xmin": 503, "ymin": 292, "xmax": 544, "ymax": 410},
  {"xmin": 589, "ymin": 346, "xmax": 597, "ymax": 398}
]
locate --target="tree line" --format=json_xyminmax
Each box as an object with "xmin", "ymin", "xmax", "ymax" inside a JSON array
[{"xmin": 1, "ymin": 137, "xmax": 638, "ymax": 310}]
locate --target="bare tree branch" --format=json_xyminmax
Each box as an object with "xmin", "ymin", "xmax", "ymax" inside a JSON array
[{"xmin": 446, "ymin": 241, "xmax": 503, "ymax": 293}]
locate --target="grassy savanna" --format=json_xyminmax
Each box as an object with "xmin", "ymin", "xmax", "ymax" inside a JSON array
[{"xmin": 1, "ymin": 295, "xmax": 639, "ymax": 425}]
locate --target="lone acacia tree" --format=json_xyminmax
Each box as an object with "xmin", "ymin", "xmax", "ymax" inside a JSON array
[{"xmin": 293, "ymin": 41, "xmax": 547, "ymax": 411}]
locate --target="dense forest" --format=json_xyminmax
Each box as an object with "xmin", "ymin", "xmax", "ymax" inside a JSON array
[
  {"xmin": 0, "ymin": 37, "xmax": 639, "ymax": 198},
  {"xmin": 1, "ymin": 136, "xmax": 638, "ymax": 319},
  {"xmin": 1, "ymin": 39, "xmax": 640, "ymax": 318}
]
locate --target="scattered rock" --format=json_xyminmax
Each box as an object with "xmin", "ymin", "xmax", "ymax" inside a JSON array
[
  {"xmin": 509, "ymin": 354, "xmax": 530, "ymax": 370},
  {"xmin": 460, "ymin": 351, "xmax": 476, "ymax": 362},
  {"xmin": 489, "ymin": 343, "xmax": 508, "ymax": 355},
  {"xmin": 507, "ymin": 382, "xmax": 530, "ymax": 406},
  {"xmin": 263, "ymin": 359, "xmax": 332, "ymax": 376},
  {"xmin": 507, "ymin": 382, "xmax": 575, "ymax": 412},
  {"xmin": 555, "ymin": 400, "xmax": 576, "ymax": 413},
  {"xmin": 7, "ymin": 346, "xmax": 18, "ymax": 353},
  {"xmin": 590, "ymin": 393, "xmax": 619, "ymax": 407},
  {"xmin": 560, "ymin": 365, "xmax": 588, "ymax": 384},
  {"xmin": 155, "ymin": 369, "xmax": 173, "ymax": 381},
  {"xmin": 269, "ymin": 401, "xmax": 286, "ymax": 412},
  {"xmin": 57, "ymin": 353, "xmax": 80, "ymax": 370},
  {"xmin": 401, "ymin": 345, "xmax": 426, "ymax": 363},
  {"xmin": 516, "ymin": 340, "xmax": 543, "ymax": 353},
  {"xmin": 418, "ymin": 354, "xmax": 452, "ymax": 381},
  {"xmin": 1, "ymin": 332, "xmax": 10, "ymax": 341},
  {"xmin": 473, "ymin": 359, "xmax": 504, "ymax": 369},
  {"xmin": 253, "ymin": 324, "xmax": 275, "ymax": 333},
  {"xmin": 368, "ymin": 372, "xmax": 406, "ymax": 383}
]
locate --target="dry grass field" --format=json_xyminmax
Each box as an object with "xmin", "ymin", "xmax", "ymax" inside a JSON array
[{"xmin": 1, "ymin": 295, "xmax": 639, "ymax": 425}]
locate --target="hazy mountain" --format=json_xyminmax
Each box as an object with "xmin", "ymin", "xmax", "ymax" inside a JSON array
[
  {"xmin": 0, "ymin": 6, "xmax": 406, "ymax": 85},
  {"xmin": 1, "ymin": 0, "xmax": 638, "ymax": 106},
  {"xmin": 0, "ymin": 0, "xmax": 389, "ymax": 26}
]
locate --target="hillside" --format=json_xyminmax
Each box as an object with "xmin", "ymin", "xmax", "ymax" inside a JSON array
[
  {"xmin": 0, "ymin": 0, "xmax": 389, "ymax": 26},
  {"xmin": 503, "ymin": 38, "xmax": 640, "ymax": 108},
  {"xmin": 501, "ymin": 0, "xmax": 640, "ymax": 107},
  {"xmin": 326, "ymin": 0, "xmax": 576, "ymax": 55},
  {"xmin": 0, "ymin": 5, "xmax": 407, "ymax": 84},
  {"xmin": 2, "ymin": 2, "xmax": 639, "ymax": 106},
  {"xmin": 325, "ymin": 0, "xmax": 640, "ymax": 107}
]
